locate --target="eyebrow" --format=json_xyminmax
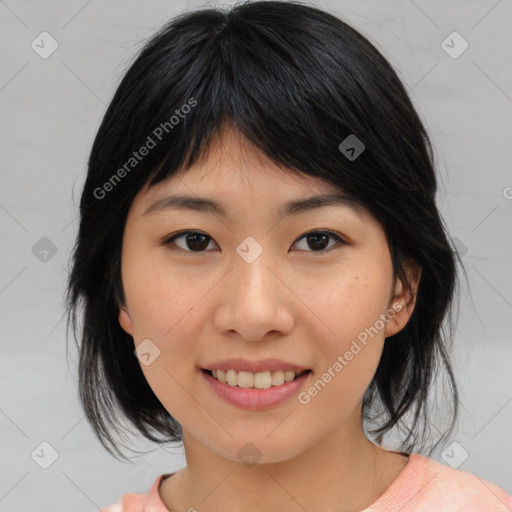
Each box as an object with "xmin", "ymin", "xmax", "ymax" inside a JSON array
[{"xmin": 142, "ymin": 193, "xmax": 365, "ymax": 219}]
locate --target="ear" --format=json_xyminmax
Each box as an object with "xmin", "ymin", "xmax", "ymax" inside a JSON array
[
  {"xmin": 118, "ymin": 306, "xmax": 134, "ymax": 336},
  {"xmin": 384, "ymin": 258, "xmax": 422, "ymax": 338}
]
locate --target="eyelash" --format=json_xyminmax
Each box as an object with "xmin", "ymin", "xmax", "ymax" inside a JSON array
[{"xmin": 161, "ymin": 229, "xmax": 347, "ymax": 257}]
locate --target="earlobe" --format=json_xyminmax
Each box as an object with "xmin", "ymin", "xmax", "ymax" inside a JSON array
[{"xmin": 118, "ymin": 307, "xmax": 134, "ymax": 335}]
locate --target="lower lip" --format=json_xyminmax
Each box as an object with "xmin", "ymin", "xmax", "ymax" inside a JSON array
[{"xmin": 201, "ymin": 370, "xmax": 312, "ymax": 410}]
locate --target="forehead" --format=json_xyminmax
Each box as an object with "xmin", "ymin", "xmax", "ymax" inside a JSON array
[
  {"xmin": 130, "ymin": 123, "xmax": 367, "ymax": 224},
  {"xmin": 171, "ymin": 123, "xmax": 321, "ymax": 190},
  {"xmin": 144, "ymin": 125, "xmax": 331, "ymax": 192}
]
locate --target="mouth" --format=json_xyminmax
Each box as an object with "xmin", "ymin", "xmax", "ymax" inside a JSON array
[{"xmin": 201, "ymin": 368, "xmax": 312, "ymax": 389}]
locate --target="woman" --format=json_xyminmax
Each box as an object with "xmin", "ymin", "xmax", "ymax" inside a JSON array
[{"xmin": 65, "ymin": 1, "xmax": 512, "ymax": 510}]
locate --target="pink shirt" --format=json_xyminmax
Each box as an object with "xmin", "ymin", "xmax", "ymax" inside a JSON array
[{"xmin": 100, "ymin": 453, "xmax": 512, "ymax": 511}]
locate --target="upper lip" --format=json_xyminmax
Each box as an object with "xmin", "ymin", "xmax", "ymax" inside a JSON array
[{"xmin": 203, "ymin": 358, "xmax": 310, "ymax": 374}]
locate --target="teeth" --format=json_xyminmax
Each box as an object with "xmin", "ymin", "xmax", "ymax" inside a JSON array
[
  {"xmin": 227, "ymin": 369, "xmax": 237, "ymax": 386},
  {"xmin": 284, "ymin": 370, "xmax": 295, "ymax": 383},
  {"xmin": 271, "ymin": 371, "xmax": 285, "ymax": 386},
  {"xmin": 209, "ymin": 369, "xmax": 307, "ymax": 388}
]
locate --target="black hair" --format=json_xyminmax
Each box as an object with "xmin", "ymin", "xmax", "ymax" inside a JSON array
[{"xmin": 65, "ymin": 0, "xmax": 463, "ymax": 461}]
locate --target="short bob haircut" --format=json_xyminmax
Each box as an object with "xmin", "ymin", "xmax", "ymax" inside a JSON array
[{"xmin": 66, "ymin": 0, "xmax": 463, "ymax": 461}]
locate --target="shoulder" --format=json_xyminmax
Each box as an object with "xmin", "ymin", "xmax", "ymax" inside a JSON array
[
  {"xmin": 99, "ymin": 492, "xmax": 145, "ymax": 512},
  {"xmin": 100, "ymin": 492, "xmax": 146, "ymax": 512},
  {"xmin": 382, "ymin": 453, "xmax": 512, "ymax": 511},
  {"xmin": 100, "ymin": 473, "xmax": 171, "ymax": 512}
]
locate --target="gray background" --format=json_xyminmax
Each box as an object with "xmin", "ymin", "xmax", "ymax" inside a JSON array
[{"xmin": 1, "ymin": 0, "xmax": 511, "ymax": 510}]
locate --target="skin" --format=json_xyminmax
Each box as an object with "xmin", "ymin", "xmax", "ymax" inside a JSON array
[{"xmin": 118, "ymin": 123, "xmax": 422, "ymax": 512}]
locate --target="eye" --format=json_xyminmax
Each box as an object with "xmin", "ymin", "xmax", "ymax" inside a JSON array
[
  {"xmin": 162, "ymin": 231, "xmax": 218, "ymax": 253},
  {"xmin": 293, "ymin": 230, "xmax": 346, "ymax": 255},
  {"xmin": 161, "ymin": 229, "xmax": 347, "ymax": 255}
]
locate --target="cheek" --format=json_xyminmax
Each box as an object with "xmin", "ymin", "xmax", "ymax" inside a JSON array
[
  {"xmin": 303, "ymin": 273, "xmax": 388, "ymax": 413},
  {"xmin": 122, "ymin": 257, "xmax": 222, "ymax": 411},
  {"xmin": 123, "ymin": 258, "xmax": 206, "ymax": 424},
  {"xmin": 314, "ymin": 265, "xmax": 392, "ymax": 343},
  {"xmin": 122, "ymin": 247, "xmax": 195, "ymax": 339},
  {"xmin": 307, "ymin": 261, "xmax": 392, "ymax": 394}
]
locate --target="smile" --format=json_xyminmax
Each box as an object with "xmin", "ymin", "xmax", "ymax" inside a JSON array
[
  {"xmin": 203, "ymin": 369, "xmax": 311, "ymax": 389},
  {"xmin": 201, "ymin": 368, "xmax": 313, "ymax": 410}
]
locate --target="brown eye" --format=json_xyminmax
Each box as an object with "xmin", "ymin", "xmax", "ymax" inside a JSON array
[
  {"xmin": 292, "ymin": 230, "xmax": 346, "ymax": 254},
  {"xmin": 162, "ymin": 229, "xmax": 346, "ymax": 256},
  {"xmin": 163, "ymin": 231, "xmax": 216, "ymax": 253}
]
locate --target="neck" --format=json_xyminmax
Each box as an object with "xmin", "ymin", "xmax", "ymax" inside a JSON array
[{"xmin": 160, "ymin": 421, "xmax": 407, "ymax": 512}]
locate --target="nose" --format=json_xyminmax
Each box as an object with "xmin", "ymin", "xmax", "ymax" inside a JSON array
[{"xmin": 213, "ymin": 244, "xmax": 295, "ymax": 342}]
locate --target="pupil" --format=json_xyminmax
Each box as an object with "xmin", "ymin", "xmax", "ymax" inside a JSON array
[
  {"xmin": 308, "ymin": 233, "xmax": 328, "ymax": 251},
  {"xmin": 187, "ymin": 233, "xmax": 209, "ymax": 251}
]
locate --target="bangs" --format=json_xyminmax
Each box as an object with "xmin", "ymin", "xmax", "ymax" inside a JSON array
[{"xmin": 89, "ymin": 3, "xmax": 421, "ymax": 215}]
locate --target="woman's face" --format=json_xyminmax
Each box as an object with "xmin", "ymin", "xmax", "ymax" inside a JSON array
[{"xmin": 118, "ymin": 125, "xmax": 418, "ymax": 464}]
